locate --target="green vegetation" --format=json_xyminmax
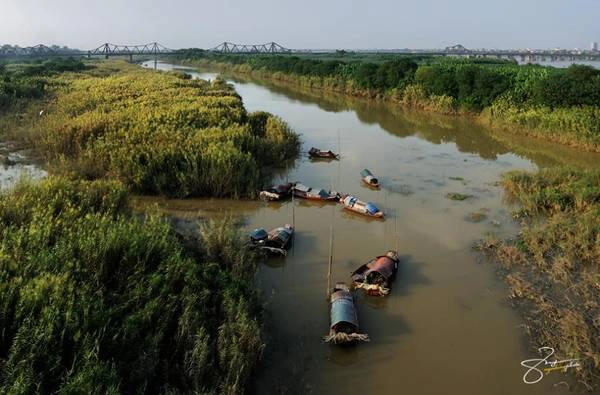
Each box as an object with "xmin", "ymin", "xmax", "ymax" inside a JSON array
[
  {"xmin": 14, "ymin": 61, "xmax": 299, "ymax": 197},
  {"xmin": 0, "ymin": 60, "xmax": 302, "ymax": 392},
  {"xmin": 479, "ymin": 167, "xmax": 600, "ymax": 387},
  {"xmin": 446, "ymin": 192, "xmax": 472, "ymax": 201},
  {"xmin": 0, "ymin": 58, "xmax": 87, "ymax": 109},
  {"xmin": 0, "ymin": 177, "xmax": 263, "ymax": 393},
  {"xmin": 174, "ymin": 51, "xmax": 600, "ymax": 151}
]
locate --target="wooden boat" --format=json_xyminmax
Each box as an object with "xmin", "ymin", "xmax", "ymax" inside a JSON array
[
  {"xmin": 339, "ymin": 195, "xmax": 384, "ymax": 218},
  {"xmin": 308, "ymin": 147, "xmax": 339, "ymax": 160},
  {"xmin": 361, "ymin": 168, "xmax": 379, "ymax": 188},
  {"xmin": 249, "ymin": 224, "xmax": 294, "ymax": 255},
  {"xmin": 259, "ymin": 182, "xmax": 296, "ymax": 201},
  {"xmin": 293, "ymin": 183, "xmax": 340, "ymax": 202},
  {"xmin": 352, "ymin": 251, "xmax": 400, "ymax": 296},
  {"xmin": 323, "ymin": 282, "xmax": 369, "ymax": 344}
]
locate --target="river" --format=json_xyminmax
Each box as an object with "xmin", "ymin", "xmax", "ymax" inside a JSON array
[{"xmin": 142, "ymin": 61, "xmax": 600, "ymax": 394}]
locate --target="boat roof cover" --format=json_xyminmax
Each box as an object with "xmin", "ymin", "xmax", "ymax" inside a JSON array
[
  {"xmin": 344, "ymin": 195, "xmax": 358, "ymax": 205},
  {"xmin": 269, "ymin": 227, "xmax": 292, "ymax": 244},
  {"xmin": 250, "ymin": 228, "xmax": 268, "ymax": 240},
  {"xmin": 274, "ymin": 183, "xmax": 293, "ymax": 193},
  {"xmin": 360, "ymin": 169, "xmax": 373, "ymax": 177},
  {"xmin": 294, "ymin": 183, "xmax": 310, "ymax": 192},
  {"xmin": 366, "ymin": 202, "xmax": 379, "ymax": 214},
  {"xmin": 317, "ymin": 189, "xmax": 330, "ymax": 198},
  {"xmin": 330, "ymin": 290, "xmax": 358, "ymax": 329},
  {"xmin": 365, "ymin": 256, "xmax": 396, "ymax": 279}
]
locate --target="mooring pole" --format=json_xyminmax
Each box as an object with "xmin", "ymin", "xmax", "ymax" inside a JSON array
[
  {"xmin": 395, "ymin": 208, "xmax": 399, "ymax": 252},
  {"xmin": 292, "ymin": 192, "xmax": 295, "ymax": 229},
  {"xmin": 327, "ymin": 224, "xmax": 334, "ymax": 299}
]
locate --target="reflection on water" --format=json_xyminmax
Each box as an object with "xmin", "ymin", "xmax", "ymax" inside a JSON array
[{"xmin": 143, "ymin": 61, "xmax": 598, "ymax": 394}]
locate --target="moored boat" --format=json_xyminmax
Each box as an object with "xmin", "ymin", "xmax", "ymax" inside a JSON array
[
  {"xmin": 308, "ymin": 147, "xmax": 339, "ymax": 160},
  {"xmin": 351, "ymin": 250, "xmax": 400, "ymax": 296},
  {"xmin": 339, "ymin": 195, "xmax": 384, "ymax": 218},
  {"xmin": 293, "ymin": 183, "xmax": 340, "ymax": 201},
  {"xmin": 361, "ymin": 168, "xmax": 379, "ymax": 188},
  {"xmin": 250, "ymin": 224, "xmax": 294, "ymax": 255},
  {"xmin": 323, "ymin": 282, "xmax": 369, "ymax": 344},
  {"xmin": 259, "ymin": 182, "xmax": 296, "ymax": 201}
]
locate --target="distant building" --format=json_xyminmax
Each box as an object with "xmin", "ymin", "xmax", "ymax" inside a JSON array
[{"xmin": 592, "ymin": 42, "xmax": 599, "ymax": 52}]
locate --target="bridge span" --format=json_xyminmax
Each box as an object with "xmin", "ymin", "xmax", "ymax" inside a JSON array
[{"xmin": 1, "ymin": 41, "xmax": 599, "ymax": 62}]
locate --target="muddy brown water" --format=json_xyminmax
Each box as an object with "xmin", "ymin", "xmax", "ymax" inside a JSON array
[{"xmin": 150, "ymin": 62, "xmax": 600, "ymax": 394}]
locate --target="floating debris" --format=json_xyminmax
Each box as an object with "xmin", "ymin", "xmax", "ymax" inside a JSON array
[
  {"xmin": 465, "ymin": 211, "xmax": 487, "ymax": 223},
  {"xmin": 446, "ymin": 192, "xmax": 473, "ymax": 201}
]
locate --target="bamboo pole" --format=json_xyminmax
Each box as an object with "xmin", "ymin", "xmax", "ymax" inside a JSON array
[
  {"xmin": 395, "ymin": 208, "xmax": 399, "ymax": 252},
  {"xmin": 292, "ymin": 191, "xmax": 295, "ymax": 228},
  {"xmin": 291, "ymin": 192, "xmax": 296, "ymax": 256},
  {"xmin": 327, "ymin": 224, "xmax": 334, "ymax": 299}
]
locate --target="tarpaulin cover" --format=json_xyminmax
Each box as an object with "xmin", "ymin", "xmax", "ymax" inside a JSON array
[
  {"xmin": 366, "ymin": 202, "xmax": 379, "ymax": 215},
  {"xmin": 250, "ymin": 228, "xmax": 268, "ymax": 241}
]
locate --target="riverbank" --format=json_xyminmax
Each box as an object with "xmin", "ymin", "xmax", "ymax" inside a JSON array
[
  {"xmin": 0, "ymin": 59, "xmax": 301, "ymax": 393},
  {"xmin": 175, "ymin": 56, "xmax": 600, "ymax": 153},
  {"xmin": 0, "ymin": 177, "xmax": 263, "ymax": 393},
  {"xmin": 478, "ymin": 168, "xmax": 600, "ymax": 389}
]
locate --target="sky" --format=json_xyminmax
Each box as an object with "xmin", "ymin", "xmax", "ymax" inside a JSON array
[{"xmin": 1, "ymin": 0, "xmax": 598, "ymax": 50}]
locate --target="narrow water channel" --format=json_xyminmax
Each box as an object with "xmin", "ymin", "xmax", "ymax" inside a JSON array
[{"xmin": 143, "ymin": 61, "xmax": 600, "ymax": 394}]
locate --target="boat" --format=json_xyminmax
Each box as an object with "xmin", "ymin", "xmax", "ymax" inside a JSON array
[
  {"xmin": 323, "ymin": 282, "xmax": 369, "ymax": 344},
  {"xmin": 308, "ymin": 147, "xmax": 339, "ymax": 160},
  {"xmin": 293, "ymin": 183, "xmax": 340, "ymax": 201},
  {"xmin": 259, "ymin": 182, "xmax": 296, "ymax": 201},
  {"xmin": 351, "ymin": 250, "xmax": 400, "ymax": 296},
  {"xmin": 361, "ymin": 168, "xmax": 379, "ymax": 188},
  {"xmin": 249, "ymin": 224, "xmax": 294, "ymax": 255},
  {"xmin": 339, "ymin": 195, "xmax": 384, "ymax": 218}
]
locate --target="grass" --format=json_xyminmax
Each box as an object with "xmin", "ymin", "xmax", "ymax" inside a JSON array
[
  {"xmin": 0, "ymin": 177, "xmax": 263, "ymax": 393},
  {"xmin": 176, "ymin": 56, "xmax": 600, "ymax": 152},
  {"xmin": 11, "ymin": 60, "xmax": 300, "ymax": 198},
  {"xmin": 477, "ymin": 167, "xmax": 600, "ymax": 388}
]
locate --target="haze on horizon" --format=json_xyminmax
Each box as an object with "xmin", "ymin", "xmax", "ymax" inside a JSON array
[{"xmin": 1, "ymin": 0, "xmax": 598, "ymax": 50}]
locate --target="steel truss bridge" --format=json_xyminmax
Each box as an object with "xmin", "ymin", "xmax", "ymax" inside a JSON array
[
  {"xmin": 210, "ymin": 41, "xmax": 291, "ymax": 54},
  {"xmin": 0, "ymin": 42, "xmax": 176, "ymax": 59},
  {"xmin": 1, "ymin": 41, "xmax": 599, "ymax": 61}
]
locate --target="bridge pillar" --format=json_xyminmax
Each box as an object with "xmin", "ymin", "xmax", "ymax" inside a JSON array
[{"xmin": 129, "ymin": 53, "xmax": 133, "ymax": 62}]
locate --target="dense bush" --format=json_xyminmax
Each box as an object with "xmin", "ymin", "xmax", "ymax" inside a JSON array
[
  {"xmin": 34, "ymin": 65, "xmax": 300, "ymax": 197},
  {"xmin": 0, "ymin": 58, "xmax": 87, "ymax": 110},
  {"xmin": 175, "ymin": 52, "xmax": 600, "ymax": 149},
  {"xmin": 0, "ymin": 177, "xmax": 263, "ymax": 393},
  {"xmin": 531, "ymin": 65, "xmax": 600, "ymax": 108}
]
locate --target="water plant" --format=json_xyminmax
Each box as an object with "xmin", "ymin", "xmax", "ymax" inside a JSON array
[
  {"xmin": 23, "ymin": 61, "xmax": 300, "ymax": 198},
  {"xmin": 478, "ymin": 167, "xmax": 600, "ymax": 387},
  {"xmin": 0, "ymin": 177, "xmax": 263, "ymax": 393}
]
